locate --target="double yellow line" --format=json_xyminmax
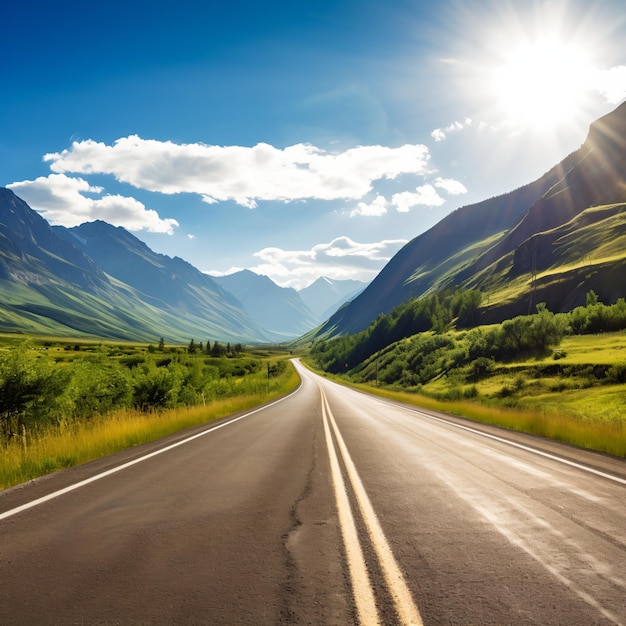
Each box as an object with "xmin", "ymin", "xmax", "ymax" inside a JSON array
[{"xmin": 320, "ymin": 385, "xmax": 424, "ymax": 626}]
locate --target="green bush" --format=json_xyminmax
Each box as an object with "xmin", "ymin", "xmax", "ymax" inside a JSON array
[
  {"xmin": 607, "ymin": 363, "xmax": 626, "ymax": 384},
  {"xmin": 0, "ymin": 346, "xmax": 70, "ymax": 440},
  {"xmin": 0, "ymin": 342, "xmax": 286, "ymax": 444}
]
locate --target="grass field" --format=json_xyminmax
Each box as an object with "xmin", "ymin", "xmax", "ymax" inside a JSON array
[
  {"xmin": 305, "ymin": 329, "xmax": 626, "ymax": 458},
  {"xmin": 0, "ymin": 377, "xmax": 300, "ymax": 491},
  {"xmin": 0, "ymin": 339, "xmax": 300, "ymax": 490}
]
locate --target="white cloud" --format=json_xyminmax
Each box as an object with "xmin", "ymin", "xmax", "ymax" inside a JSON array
[
  {"xmin": 7, "ymin": 174, "xmax": 178, "ymax": 233},
  {"xmin": 430, "ymin": 118, "xmax": 472, "ymax": 142},
  {"xmin": 434, "ymin": 177, "xmax": 468, "ymax": 195},
  {"xmin": 44, "ymin": 136, "xmax": 432, "ymax": 208},
  {"xmin": 350, "ymin": 194, "xmax": 388, "ymax": 217},
  {"xmin": 246, "ymin": 236, "xmax": 407, "ymax": 289},
  {"xmin": 594, "ymin": 65, "xmax": 626, "ymax": 104},
  {"xmin": 391, "ymin": 185, "xmax": 445, "ymax": 213}
]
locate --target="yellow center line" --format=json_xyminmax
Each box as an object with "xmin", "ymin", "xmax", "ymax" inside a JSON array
[
  {"xmin": 321, "ymin": 387, "xmax": 381, "ymax": 625},
  {"xmin": 320, "ymin": 385, "xmax": 424, "ymax": 626}
]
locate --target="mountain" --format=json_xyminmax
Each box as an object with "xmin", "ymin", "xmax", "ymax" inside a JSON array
[
  {"xmin": 299, "ymin": 276, "xmax": 367, "ymax": 322},
  {"xmin": 213, "ymin": 270, "xmax": 318, "ymax": 339},
  {"xmin": 315, "ymin": 101, "xmax": 626, "ymax": 338},
  {"xmin": 0, "ymin": 188, "xmax": 106, "ymax": 291},
  {"xmin": 0, "ymin": 189, "xmax": 273, "ymax": 343}
]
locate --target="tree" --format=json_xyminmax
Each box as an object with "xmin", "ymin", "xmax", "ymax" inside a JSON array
[
  {"xmin": 211, "ymin": 341, "xmax": 226, "ymax": 357},
  {"xmin": 0, "ymin": 347, "xmax": 69, "ymax": 442},
  {"xmin": 586, "ymin": 290, "xmax": 599, "ymax": 306},
  {"xmin": 457, "ymin": 290, "xmax": 482, "ymax": 327}
]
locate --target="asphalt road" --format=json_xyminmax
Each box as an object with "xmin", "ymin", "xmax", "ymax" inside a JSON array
[{"xmin": 1, "ymin": 359, "xmax": 625, "ymax": 625}]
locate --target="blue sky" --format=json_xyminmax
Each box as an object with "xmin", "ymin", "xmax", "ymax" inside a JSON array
[{"xmin": 3, "ymin": 0, "xmax": 626, "ymax": 289}]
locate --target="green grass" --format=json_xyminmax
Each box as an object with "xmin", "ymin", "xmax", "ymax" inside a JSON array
[
  {"xmin": 0, "ymin": 362, "xmax": 300, "ymax": 490},
  {"xmin": 475, "ymin": 205, "xmax": 626, "ymax": 312},
  {"xmin": 303, "ymin": 345, "xmax": 626, "ymax": 459},
  {"xmin": 553, "ymin": 333, "xmax": 626, "ymax": 364},
  {"xmin": 341, "ymin": 375, "xmax": 625, "ymax": 457}
]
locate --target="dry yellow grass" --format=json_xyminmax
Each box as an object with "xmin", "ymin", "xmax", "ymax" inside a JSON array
[{"xmin": 0, "ymin": 367, "xmax": 300, "ymax": 490}]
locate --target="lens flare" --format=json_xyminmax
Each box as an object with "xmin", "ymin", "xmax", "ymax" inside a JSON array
[{"xmin": 492, "ymin": 37, "xmax": 593, "ymax": 128}]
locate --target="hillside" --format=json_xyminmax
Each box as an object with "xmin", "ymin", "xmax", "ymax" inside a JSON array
[
  {"xmin": 0, "ymin": 190, "xmax": 273, "ymax": 343},
  {"xmin": 315, "ymin": 101, "xmax": 626, "ymax": 338},
  {"xmin": 56, "ymin": 221, "xmax": 272, "ymax": 341}
]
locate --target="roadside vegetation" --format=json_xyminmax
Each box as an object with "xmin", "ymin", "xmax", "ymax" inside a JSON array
[
  {"xmin": 0, "ymin": 338, "xmax": 298, "ymax": 489},
  {"xmin": 308, "ymin": 290, "xmax": 626, "ymax": 457}
]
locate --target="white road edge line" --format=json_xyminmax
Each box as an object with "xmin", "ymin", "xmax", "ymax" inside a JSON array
[
  {"xmin": 321, "ymin": 386, "xmax": 424, "ymax": 626},
  {"xmin": 0, "ymin": 384, "xmax": 303, "ymax": 522},
  {"xmin": 400, "ymin": 405, "xmax": 626, "ymax": 486},
  {"xmin": 301, "ymin": 359, "xmax": 625, "ymax": 486},
  {"xmin": 321, "ymin": 388, "xmax": 380, "ymax": 625}
]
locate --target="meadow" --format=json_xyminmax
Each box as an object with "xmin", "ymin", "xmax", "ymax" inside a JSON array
[
  {"xmin": 306, "ymin": 336, "xmax": 626, "ymax": 458},
  {"xmin": 308, "ymin": 294, "xmax": 626, "ymax": 458},
  {"xmin": 0, "ymin": 337, "xmax": 299, "ymax": 489}
]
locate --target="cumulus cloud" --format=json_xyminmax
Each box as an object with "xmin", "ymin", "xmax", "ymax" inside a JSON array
[
  {"xmin": 434, "ymin": 177, "xmax": 468, "ymax": 195},
  {"xmin": 350, "ymin": 194, "xmax": 388, "ymax": 217},
  {"xmin": 246, "ymin": 236, "xmax": 407, "ymax": 289},
  {"xmin": 348, "ymin": 177, "xmax": 467, "ymax": 217},
  {"xmin": 430, "ymin": 118, "xmax": 472, "ymax": 142},
  {"xmin": 391, "ymin": 185, "xmax": 445, "ymax": 213},
  {"xmin": 43, "ymin": 136, "xmax": 432, "ymax": 208},
  {"xmin": 7, "ymin": 174, "xmax": 178, "ymax": 233}
]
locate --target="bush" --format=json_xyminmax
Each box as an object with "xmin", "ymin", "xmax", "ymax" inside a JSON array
[
  {"xmin": 0, "ymin": 346, "xmax": 70, "ymax": 440},
  {"xmin": 132, "ymin": 365, "xmax": 180, "ymax": 410},
  {"xmin": 470, "ymin": 357, "xmax": 496, "ymax": 381},
  {"xmin": 68, "ymin": 358, "xmax": 132, "ymax": 419},
  {"xmin": 606, "ymin": 364, "xmax": 626, "ymax": 384}
]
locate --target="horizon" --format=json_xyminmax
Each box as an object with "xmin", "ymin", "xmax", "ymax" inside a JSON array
[{"xmin": 3, "ymin": 0, "xmax": 626, "ymax": 289}]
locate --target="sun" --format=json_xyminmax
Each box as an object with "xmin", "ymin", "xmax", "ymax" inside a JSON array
[{"xmin": 491, "ymin": 37, "xmax": 593, "ymax": 129}]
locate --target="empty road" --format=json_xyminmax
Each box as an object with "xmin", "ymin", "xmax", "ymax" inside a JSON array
[{"xmin": 1, "ymin": 359, "xmax": 625, "ymax": 625}]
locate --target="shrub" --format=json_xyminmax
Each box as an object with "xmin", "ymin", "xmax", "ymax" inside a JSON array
[
  {"xmin": 606, "ymin": 363, "xmax": 626, "ymax": 384},
  {"xmin": 470, "ymin": 357, "xmax": 496, "ymax": 381},
  {"xmin": 132, "ymin": 364, "xmax": 180, "ymax": 410},
  {"xmin": 0, "ymin": 346, "xmax": 70, "ymax": 441}
]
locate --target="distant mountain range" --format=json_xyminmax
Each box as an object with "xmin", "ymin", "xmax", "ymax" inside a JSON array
[
  {"xmin": 0, "ymin": 190, "xmax": 366, "ymax": 342},
  {"xmin": 3, "ymin": 102, "xmax": 625, "ymax": 344},
  {"xmin": 299, "ymin": 276, "xmax": 365, "ymax": 322},
  {"xmin": 213, "ymin": 270, "xmax": 319, "ymax": 340},
  {"xmin": 313, "ymin": 101, "xmax": 626, "ymax": 338}
]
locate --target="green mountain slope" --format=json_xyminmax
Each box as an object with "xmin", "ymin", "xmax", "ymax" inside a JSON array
[
  {"xmin": 473, "ymin": 202, "xmax": 626, "ymax": 322},
  {"xmin": 315, "ymin": 102, "xmax": 626, "ymax": 339},
  {"xmin": 56, "ymin": 221, "xmax": 273, "ymax": 342},
  {"xmin": 0, "ymin": 189, "xmax": 274, "ymax": 343}
]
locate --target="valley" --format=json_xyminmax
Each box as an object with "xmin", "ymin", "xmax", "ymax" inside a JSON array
[{"xmin": 2, "ymin": 102, "xmax": 626, "ymax": 477}]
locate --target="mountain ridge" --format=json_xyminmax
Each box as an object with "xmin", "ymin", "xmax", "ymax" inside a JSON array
[
  {"xmin": 212, "ymin": 269, "xmax": 319, "ymax": 339},
  {"xmin": 299, "ymin": 276, "xmax": 366, "ymax": 322},
  {"xmin": 3, "ymin": 102, "xmax": 626, "ymax": 344},
  {"xmin": 0, "ymin": 192, "xmax": 274, "ymax": 343},
  {"xmin": 315, "ymin": 101, "xmax": 626, "ymax": 338}
]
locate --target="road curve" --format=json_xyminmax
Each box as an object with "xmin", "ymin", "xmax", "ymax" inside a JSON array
[{"xmin": 0, "ymin": 359, "xmax": 624, "ymax": 625}]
